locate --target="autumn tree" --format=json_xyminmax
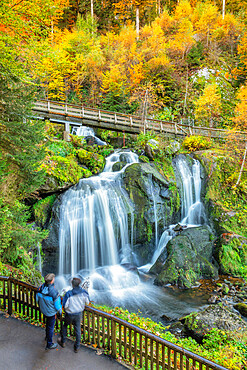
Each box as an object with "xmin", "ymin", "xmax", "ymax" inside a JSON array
[
  {"xmin": 114, "ymin": 0, "xmax": 156, "ymax": 38},
  {"xmin": 194, "ymin": 83, "xmax": 222, "ymax": 127},
  {"xmin": 233, "ymin": 84, "xmax": 247, "ymax": 130}
]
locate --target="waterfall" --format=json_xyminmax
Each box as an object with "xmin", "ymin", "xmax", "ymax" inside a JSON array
[
  {"xmin": 36, "ymin": 242, "xmax": 42, "ymax": 274},
  {"xmin": 148, "ymin": 156, "xmax": 206, "ymax": 267},
  {"xmin": 55, "ymin": 151, "xmax": 208, "ymax": 321},
  {"xmin": 150, "ymin": 183, "xmax": 158, "ymax": 249},
  {"xmin": 176, "ymin": 157, "xmax": 206, "ymax": 225},
  {"xmin": 71, "ymin": 125, "xmax": 106, "ymax": 146},
  {"xmin": 59, "ymin": 150, "xmax": 138, "ymax": 276}
]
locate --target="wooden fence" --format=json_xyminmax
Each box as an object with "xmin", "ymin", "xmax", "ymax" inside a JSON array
[
  {"xmin": 0, "ymin": 276, "xmax": 228, "ymax": 370},
  {"xmin": 33, "ymin": 100, "xmax": 246, "ymax": 141}
]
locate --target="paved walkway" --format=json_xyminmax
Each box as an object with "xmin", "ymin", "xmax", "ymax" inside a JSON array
[{"xmin": 0, "ymin": 312, "xmax": 127, "ymax": 370}]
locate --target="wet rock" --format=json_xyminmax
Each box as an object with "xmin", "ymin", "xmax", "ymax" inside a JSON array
[
  {"xmin": 123, "ymin": 162, "xmax": 180, "ymax": 263},
  {"xmin": 165, "ymin": 140, "xmax": 181, "ymax": 155},
  {"xmin": 169, "ymin": 321, "xmax": 185, "ymax": 335},
  {"xmin": 161, "ymin": 313, "xmax": 173, "ymax": 321},
  {"xmin": 181, "ymin": 304, "xmax": 247, "ymax": 343},
  {"xmin": 222, "ymin": 284, "xmax": 230, "ymax": 295},
  {"xmin": 112, "ymin": 161, "xmax": 126, "ymax": 172},
  {"xmin": 173, "ymin": 223, "xmax": 184, "ymax": 232},
  {"xmin": 208, "ymin": 295, "xmax": 219, "ymax": 304},
  {"xmin": 152, "ymin": 225, "xmax": 218, "ymax": 288},
  {"xmin": 41, "ymin": 195, "xmax": 62, "ymax": 275},
  {"xmin": 39, "ymin": 176, "xmax": 73, "ymax": 195},
  {"xmin": 234, "ymin": 303, "xmax": 247, "ymax": 317}
]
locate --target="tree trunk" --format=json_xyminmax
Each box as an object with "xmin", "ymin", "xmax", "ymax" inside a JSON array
[
  {"xmin": 136, "ymin": 6, "xmax": 140, "ymax": 40},
  {"xmin": 183, "ymin": 66, "xmax": 188, "ymax": 116},
  {"xmin": 91, "ymin": 0, "xmax": 94, "ymax": 19},
  {"xmin": 236, "ymin": 142, "xmax": 247, "ymax": 187},
  {"xmin": 222, "ymin": 0, "xmax": 225, "ymax": 19},
  {"xmin": 157, "ymin": 0, "xmax": 161, "ymax": 15}
]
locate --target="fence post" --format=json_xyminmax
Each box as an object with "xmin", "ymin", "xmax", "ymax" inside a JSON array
[
  {"xmin": 7, "ymin": 278, "xmax": 12, "ymax": 315},
  {"xmin": 111, "ymin": 319, "xmax": 117, "ymax": 358}
]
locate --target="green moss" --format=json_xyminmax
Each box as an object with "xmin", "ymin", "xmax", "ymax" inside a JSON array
[
  {"xmin": 219, "ymin": 238, "xmax": 247, "ymax": 277},
  {"xmin": 139, "ymin": 155, "xmax": 150, "ymax": 163},
  {"xmin": 77, "ymin": 149, "xmax": 105, "ymax": 174},
  {"xmin": 33, "ymin": 194, "xmax": 57, "ymax": 228}
]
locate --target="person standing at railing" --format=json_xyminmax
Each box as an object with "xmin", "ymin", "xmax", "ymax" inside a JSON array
[
  {"xmin": 58, "ymin": 277, "xmax": 89, "ymax": 353},
  {"xmin": 36, "ymin": 273, "xmax": 62, "ymax": 350}
]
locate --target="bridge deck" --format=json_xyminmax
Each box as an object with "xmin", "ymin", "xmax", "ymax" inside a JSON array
[{"xmin": 32, "ymin": 100, "xmax": 246, "ymax": 140}]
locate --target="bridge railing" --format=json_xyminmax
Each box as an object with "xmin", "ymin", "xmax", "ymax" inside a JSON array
[
  {"xmin": 33, "ymin": 100, "xmax": 246, "ymax": 140},
  {"xmin": 0, "ymin": 276, "xmax": 227, "ymax": 370}
]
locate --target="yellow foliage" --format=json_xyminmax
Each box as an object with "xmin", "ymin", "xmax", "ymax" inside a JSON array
[
  {"xmin": 154, "ymin": 9, "xmax": 173, "ymax": 34},
  {"xmin": 192, "ymin": 1, "xmax": 219, "ymax": 38},
  {"xmin": 233, "ymin": 84, "xmax": 247, "ymax": 130},
  {"xmin": 128, "ymin": 63, "xmax": 144, "ymax": 88},
  {"xmin": 169, "ymin": 18, "xmax": 195, "ymax": 57},
  {"xmin": 174, "ymin": 0, "xmax": 192, "ymax": 21},
  {"xmin": 101, "ymin": 64, "xmax": 128, "ymax": 95},
  {"xmin": 195, "ymin": 83, "xmax": 222, "ymax": 127}
]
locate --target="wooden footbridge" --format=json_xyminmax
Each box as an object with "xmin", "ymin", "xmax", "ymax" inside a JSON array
[{"xmin": 33, "ymin": 100, "xmax": 246, "ymax": 140}]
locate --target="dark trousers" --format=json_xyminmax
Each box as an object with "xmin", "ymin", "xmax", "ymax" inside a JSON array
[
  {"xmin": 45, "ymin": 315, "xmax": 56, "ymax": 347},
  {"xmin": 61, "ymin": 313, "xmax": 82, "ymax": 349}
]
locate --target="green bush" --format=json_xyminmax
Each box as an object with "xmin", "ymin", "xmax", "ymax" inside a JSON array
[
  {"xmin": 46, "ymin": 140, "xmax": 77, "ymax": 157},
  {"xmin": 77, "ymin": 149, "xmax": 105, "ymax": 174},
  {"xmin": 183, "ymin": 135, "xmax": 211, "ymax": 152},
  {"xmin": 40, "ymin": 155, "xmax": 92, "ymax": 184}
]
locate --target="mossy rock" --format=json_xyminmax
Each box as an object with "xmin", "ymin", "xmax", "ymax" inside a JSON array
[
  {"xmin": 33, "ymin": 195, "xmax": 57, "ymax": 228},
  {"xmin": 153, "ymin": 225, "xmax": 218, "ymax": 288},
  {"xmin": 182, "ymin": 304, "xmax": 247, "ymax": 342},
  {"xmin": 234, "ymin": 303, "xmax": 247, "ymax": 317},
  {"xmin": 123, "ymin": 162, "xmax": 180, "ymax": 263},
  {"xmin": 217, "ymin": 235, "xmax": 247, "ymax": 278}
]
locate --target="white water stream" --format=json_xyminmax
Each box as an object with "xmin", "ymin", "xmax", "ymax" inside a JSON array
[{"xmin": 56, "ymin": 152, "xmax": 208, "ymax": 321}]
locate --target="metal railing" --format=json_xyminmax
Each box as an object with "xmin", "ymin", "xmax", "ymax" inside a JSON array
[
  {"xmin": 0, "ymin": 276, "xmax": 228, "ymax": 370},
  {"xmin": 32, "ymin": 100, "xmax": 246, "ymax": 141}
]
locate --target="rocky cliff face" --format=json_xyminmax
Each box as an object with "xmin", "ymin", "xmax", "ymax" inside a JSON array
[{"xmin": 122, "ymin": 162, "xmax": 180, "ymax": 264}]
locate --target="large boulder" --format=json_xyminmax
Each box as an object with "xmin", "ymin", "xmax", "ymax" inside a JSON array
[
  {"xmin": 181, "ymin": 304, "xmax": 247, "ymax": 342},
  {"xmin": 38, "ymin": 176, "xmax": 73, "ymax": 195},
  {"xmin": 152, "ymin": 225, "xmax": 218, "ymax": 288},
  {"xmin": 123, "ymin": 162, "xmax": 180, "ymax": 264}
]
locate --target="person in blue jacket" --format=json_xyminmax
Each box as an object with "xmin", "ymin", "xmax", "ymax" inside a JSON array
[
  {"xmin": 58, "ymin": 277, "xmax": 89, "ymax": 353},
  {"xmin": 36, "ymin": 273, "xmax": 62, "ymax": 350}
]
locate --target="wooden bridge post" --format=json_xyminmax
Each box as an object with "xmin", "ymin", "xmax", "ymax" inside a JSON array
[
  {"xmin": 7, "ymin": 278, "xmax": 12, "ymax": 315},
  {"xmin": 111, "ymin": 320, "xmax": 117, "ymax": 359},
  {"xmin": 63, "ymin": 121, "xmax": 70, "ymax": 141}
]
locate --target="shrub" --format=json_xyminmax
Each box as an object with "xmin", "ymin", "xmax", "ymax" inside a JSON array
[
  {"xmin": 77, "ymin": 149, "xmax": 105, "ymax": 174},
  {"xmin": 46, "ymin": 140, "xmax": 77, "ymax": 157},
  {"xmin": 40, "ymin": 155, "xmax": 92, "ymax": 184},
  {"xmin": 183, "ymin": 135, "xmax": 211, "ymax": 152}
]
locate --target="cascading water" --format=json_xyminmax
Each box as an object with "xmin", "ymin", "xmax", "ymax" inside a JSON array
[
  {"xmin": 36, "ymin": 242, "xmax": 42, "ymax": 274},
  {"xmin": 59, "ymin": 150, "xmax": 138, "ymax": 276},
  {"xmin": 71, "ymin": 125, "xmax": 106, "ymax": 146},
  {"xmin": 175, "ymin": 157, "xmax": 206, "ymax": 225},
  {"xmin": 146, "ymin": 156, "xmax": 206, "ymax": 269},
  {"xmin": 56, "ymin": 151, "xmax": 208, "ymax": 322}
]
